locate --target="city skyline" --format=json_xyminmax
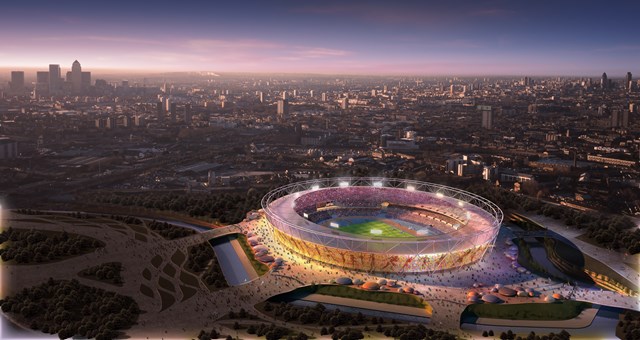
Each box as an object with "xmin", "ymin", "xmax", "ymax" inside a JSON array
[{"xmin": 2, "ymin": 1, "xmax": 640, "ymax": 76}]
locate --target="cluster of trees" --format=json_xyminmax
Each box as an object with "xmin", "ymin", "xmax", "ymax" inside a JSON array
[
  {"xmin": 0, "ymin": 228, "xmax": 103, "ymax": 264},
  {"xmin": 196, "ymin": 328, "xmax": 221, "ymax": 340},
  {"xmin": 372, "ymin": 324, "xmax": 456, "ymax": 340},
  {"xmin": 105, "ymin": 215, "xmax": 142, "ymax": 225},
  {"xmin": 147, "ymin": 220, "xmax": 195, "ymax": 239},
  {"xmin": 79, "ymin": 262, "xmax": 124, "ymax": 285},
  {"xmin": 266, "ymin": 302, "xmax": 369, "ymax": 327},
  {"xmin": 263, "ymin": 301, "xmax": 419, "ymax": 333},
  {"xmin": 486, "ymin": 329, "xmax": 571, "ymax": 340},
  {"xmin": 14, "ymin": 209, "xmax": 45, "ymax": 215},
  {"xmin": 320, "ymin": 324, "xmax": 457, "ymax": 340},
  {"xmin": 0, "ymin": 278, "xmax": 140, "ymax": 340},
  {"xmin": 246, "ymin": 323, "xmax": 303, "ymax": 340},
  {"xmin": 327, "ymin": 327, "xmax": 364, "ymax": 340},
  {"xmin": 186, "ymin": 243, "xmax": 228, "ymax": 289},
  {"xmin": 467, "ymin": 183, "xmax": 640, "ymax": 254},
  {"xmin": 92, "ymin": 189, "xmax": 269, "ymax": 224},
  {"xmin": 618, "ymin": 310, "xmax": 640, "ymax": 340}
]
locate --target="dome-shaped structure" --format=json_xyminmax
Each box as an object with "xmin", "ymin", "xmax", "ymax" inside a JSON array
[
  {"xmin": 544, "ymin": 295, "xmax": 556, "ymax": 303},
  {"xmin": 361, "ymin": 282, "xmax": 380, "ymax": 290},
  {"xmin": 517, "ymin": 291, "xmax": 528, "ymax": 297},
  {"xmin": 353, "ymin": 278, "xmax": 364, "ymax": 285},
  {"xmin": 335, "ymin": 277, "xmax": 352, "ymax": 285},
  {"xmin": 377, "ymin": 279, "xmax": 387, "ymax": 285},
  {"xmin": 498, "ymin": 287, "xmax": 517, "ymax": 297},
  {"xmin": 482, "ymin": 294, "xmax": 501, "ymax": 304},
  {"xmin": 402, "ymin": 287, "xmax": 414, "ymax": 294},
  {"xmin": 552, "ymin": 293, "xmax": 563, "ymax": 300},
  {"xmin": 468, "ymin": 295, "xmax": 480, "ymax": 303},
  {"xmin": 467, "ymin": 291, "xmax": 480, "ymax": 298},
  {"xmin": 253, "ymin": 245, "xmax": 268, "ymax": 253},
  {"xmin": 257, "ymin": 255, "xmax": 274, "ymax": 263}
]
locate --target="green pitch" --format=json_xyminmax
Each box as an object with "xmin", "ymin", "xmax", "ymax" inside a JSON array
[{"xmin": 337, "ymin": 220, "xmax": 415, "ymax": 238}]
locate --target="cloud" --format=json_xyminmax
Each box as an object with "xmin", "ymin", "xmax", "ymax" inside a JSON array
[
  {"xmin": 294, "ymin": 47, "xmax": 351, "ymax": 58},
  {"xmin": 33, "ymin": 35, "xmax": 165, "ymax": 45},
  {"xmin": 185, "ymin": 39, "xmax": 282, "ymax": 51},
  {"xmin": 2, "ymin": 31, "xmax": 354, "ymax": 72},
  {"xmin": 291, "ymin": 4, "xmax": 445, "ymax": 26}
]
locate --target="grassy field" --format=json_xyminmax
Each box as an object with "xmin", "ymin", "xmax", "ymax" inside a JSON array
[
  {"xmin": 313, "ymin": 285, "xmax": 431, "ymax": 312},
  {"xmin": 337, "ymin": 220, "xmax": 414, "ymax": 238},
  {"xmin": 464, "ymin": 301, "xmax": 592, "ymax": 320},
  {"xmin": 235, "ymin": 234, "xmax": 270, "ymax": 276}
]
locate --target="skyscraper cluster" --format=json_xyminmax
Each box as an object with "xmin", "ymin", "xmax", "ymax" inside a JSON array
[{"xmin": 8, "ymin": 60, "xmax": 91, "ymax": 97}]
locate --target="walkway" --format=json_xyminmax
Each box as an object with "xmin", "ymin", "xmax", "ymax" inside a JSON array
[{"xmin": 519, "ymin": 213, "xmax": 640, "ymax": 289}]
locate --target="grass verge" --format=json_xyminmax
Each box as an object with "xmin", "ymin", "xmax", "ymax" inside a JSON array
[
  {"xmin": 463, "ymin": 300, "xmax": 592, "ymax": 320},
  {"xmin": 234, "ymin": 234, "xmax": 270, "ymax": 276}
]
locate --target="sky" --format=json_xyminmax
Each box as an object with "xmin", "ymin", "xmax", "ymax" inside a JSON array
[{"xmin": 1, "ymin": 0, "xmax": 639, "ymax": 76}]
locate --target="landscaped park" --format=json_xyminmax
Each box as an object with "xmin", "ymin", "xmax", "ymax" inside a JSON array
[{"xmin": 0, "ymin": 201, "xmax": 638, "ymax": 340}]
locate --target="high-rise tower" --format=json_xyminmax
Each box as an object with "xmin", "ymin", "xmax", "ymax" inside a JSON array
[
  {"xmin": 49, "ymin": 64, "xmax": 62, "ymax": 94},
  {"xmin": 601, "ymin": 72, "xmax": 608, "ymax": 90},
  {"xmin": 277, "ymin": 99, "xmax": 289, "ymax": 122},
  {"xmin": 71, "ymin": 60, "xmax": 83, "ymax": 94},
  {"xmin": 9, "ymin": 71, "xmax": 25, "ymax": 95}
]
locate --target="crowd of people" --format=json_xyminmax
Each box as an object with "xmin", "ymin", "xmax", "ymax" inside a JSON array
[{"xmin": 237, "ymin": 216, "xmax": 640, "ymax": 334}]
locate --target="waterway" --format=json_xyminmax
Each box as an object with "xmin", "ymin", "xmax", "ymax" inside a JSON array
[
  {"xmin": 210, "ymin": 237, "xmax": 255, "ymax": 286},
  {"xmin": 0, "ymin": 311, "xmax": 56, "ymax": 339}
]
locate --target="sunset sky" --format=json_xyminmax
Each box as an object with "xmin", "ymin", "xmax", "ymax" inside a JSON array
[{"xmin": 1, "ymin": 0, "xmax": 639, "ymax": 76}]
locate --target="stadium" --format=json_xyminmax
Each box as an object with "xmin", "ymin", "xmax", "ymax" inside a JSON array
[{"xmin": 261, "ymin": 178, "xmax": 503, "ymax": 273}]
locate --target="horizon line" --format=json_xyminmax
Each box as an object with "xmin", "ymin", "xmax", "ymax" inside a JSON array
[{"xmin": 0, "ymin": 66, "xmax": 631, "ymax": 79}]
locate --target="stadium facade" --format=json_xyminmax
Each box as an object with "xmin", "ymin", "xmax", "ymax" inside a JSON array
[{"xmin": 262, "ymin": 178, "xmax": 503, "ymax": 273}]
